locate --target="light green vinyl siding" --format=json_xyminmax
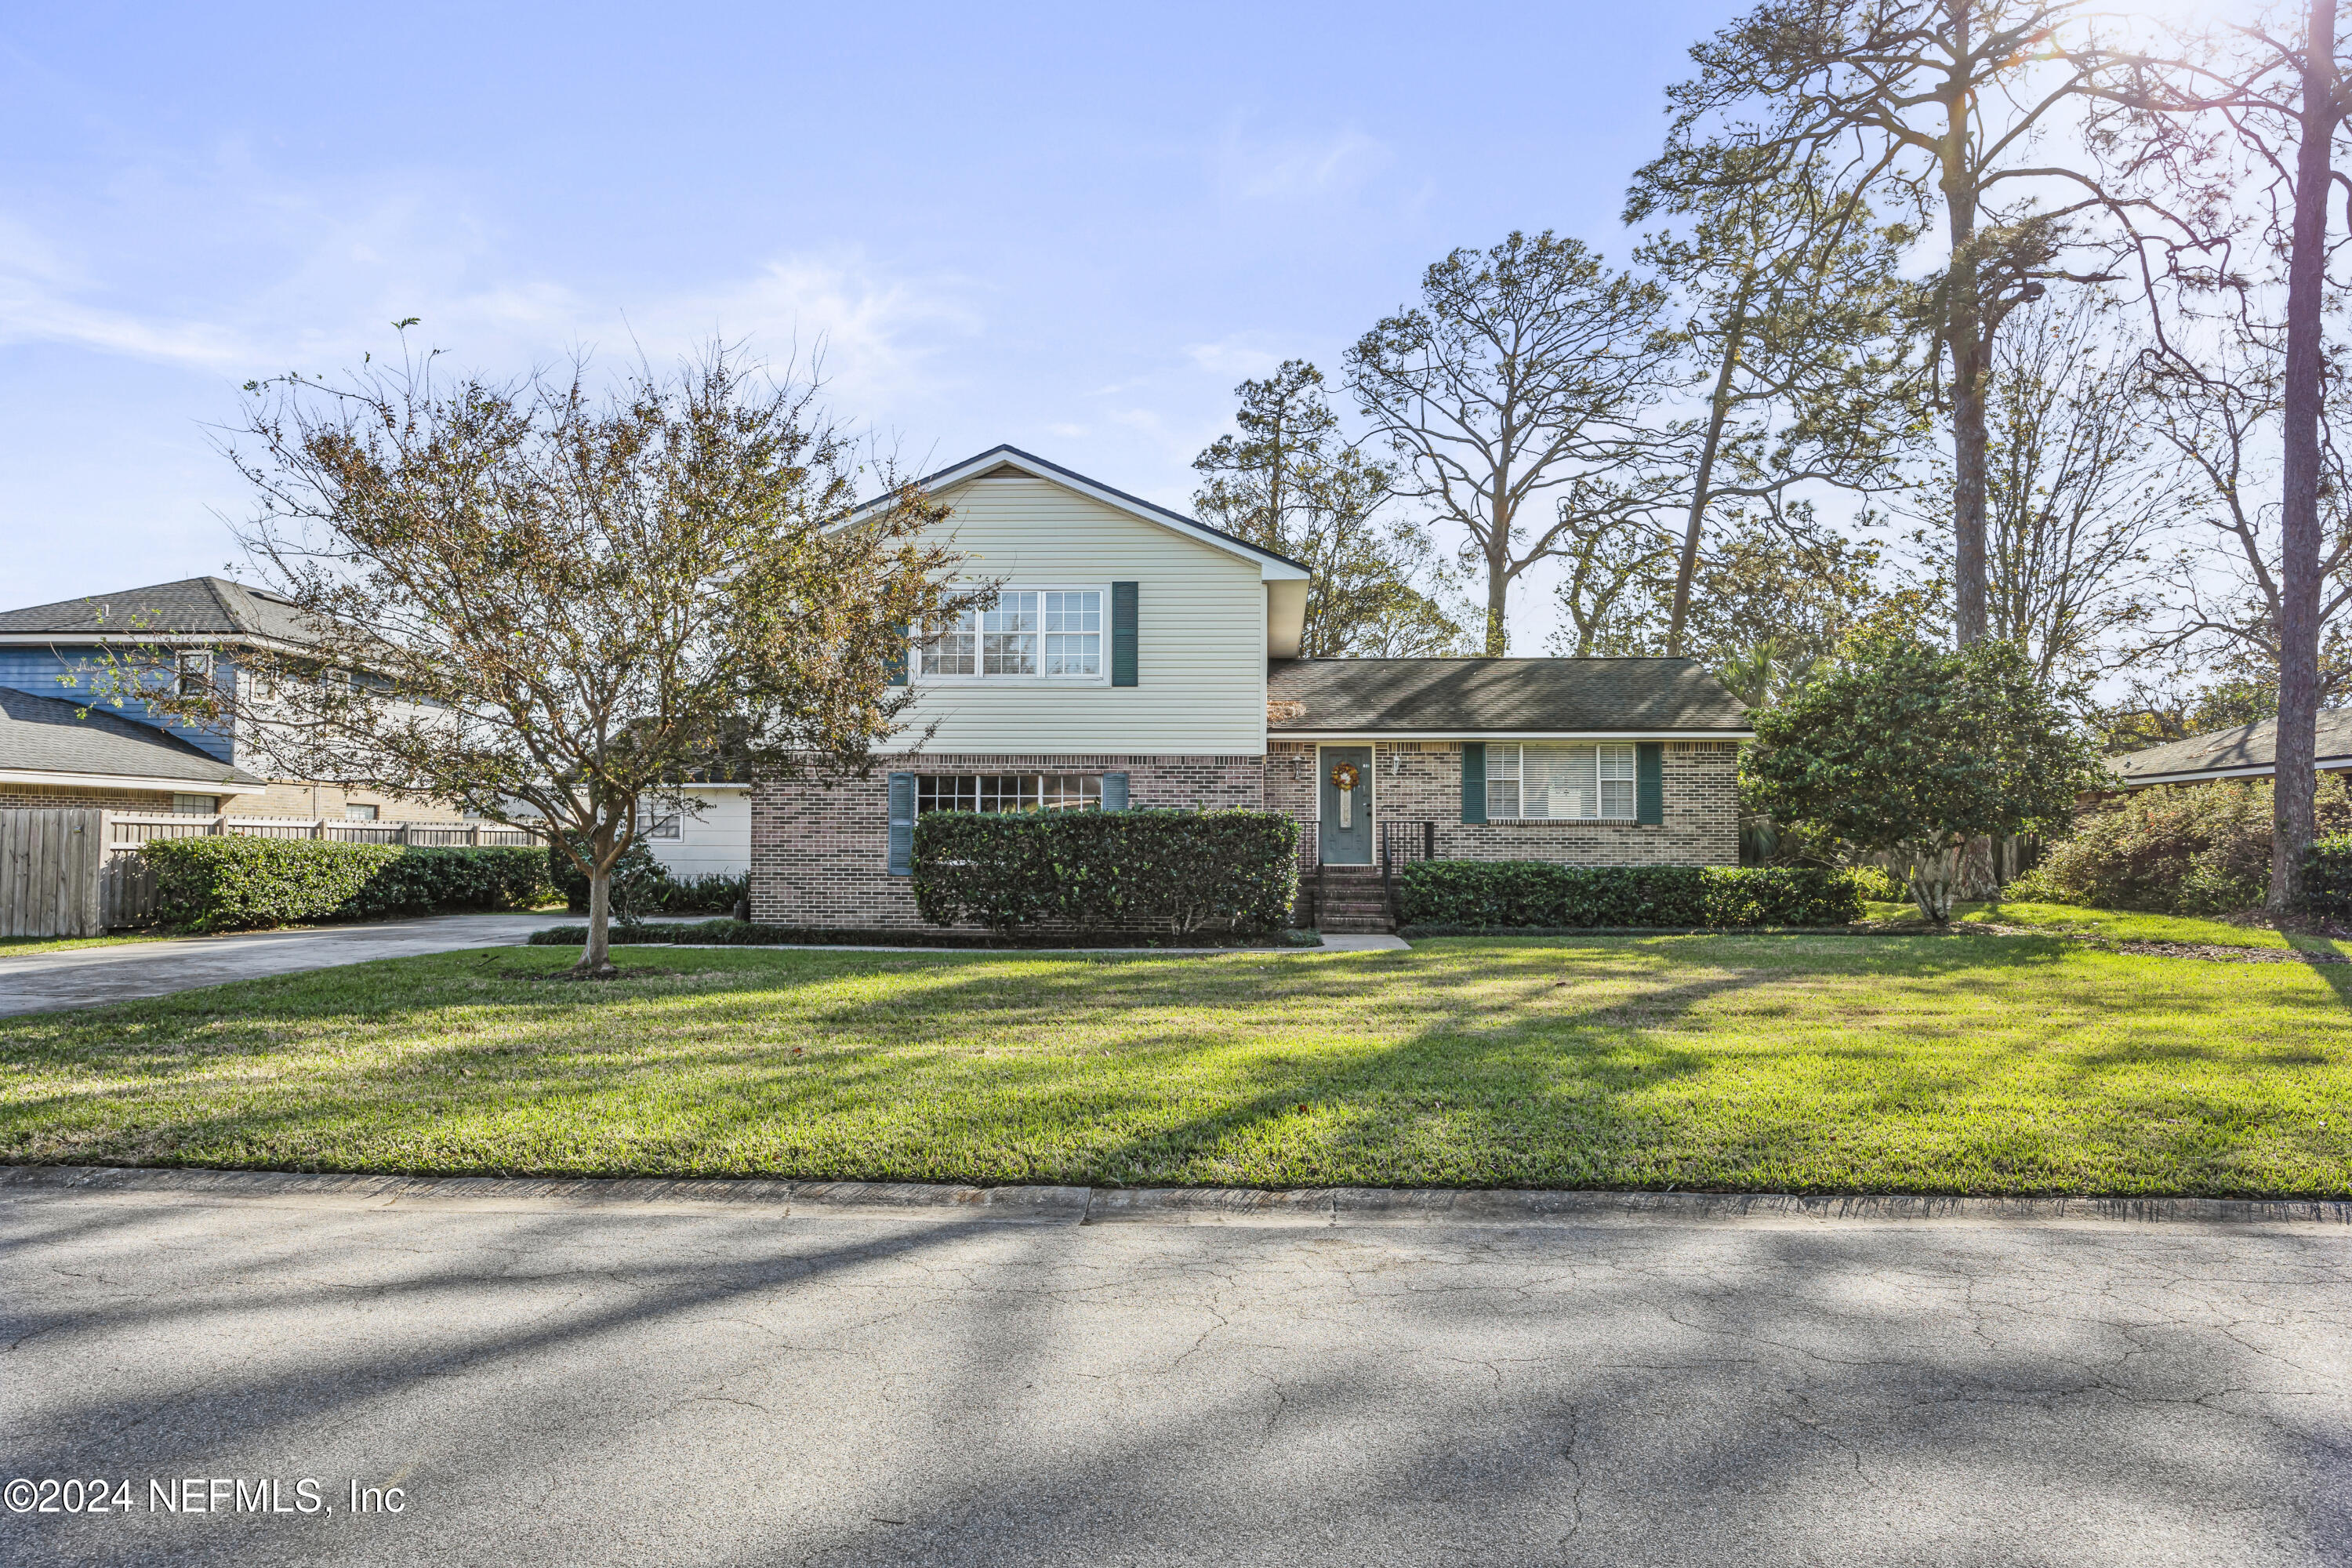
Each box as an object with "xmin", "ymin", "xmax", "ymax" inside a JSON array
[{"xmin": 905, "ymin": 478, "xmax": 1268, "ymax": 754}]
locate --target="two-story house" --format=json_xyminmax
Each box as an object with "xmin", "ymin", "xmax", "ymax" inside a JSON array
[
  {"xmin": 0, "ymin": 575, "xmax": 472, "ymax": 825},
  {"xmin": 751, "ymin": 447, "xmax": 1754, "ymax": 928}
]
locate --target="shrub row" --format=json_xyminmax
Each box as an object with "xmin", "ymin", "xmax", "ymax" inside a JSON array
[
  {"xmin": 144, "ymin": 839, "xmax": 553, "ymax": 933},
  {"xmin": 2304, "ymin": 833, "xmax": 2352, "ymax": 918},
  {"xmin": 547, "ymin": 837, "xmax": 748, "ymax": 916},
  {"xmin": 913, "ymin": 809, "xmax": 1298, "ymax": 935},
  {"xmin": 2009, "ymin": 776, "xmax": 2352, "ymax": 915},
  {"xmin": 524, "ymin": 919, "xmax": 1320, "ymax": 949},
  {"xmin": 1396, "ymin": 862, "xmax": 1864, "ymax": 931}
]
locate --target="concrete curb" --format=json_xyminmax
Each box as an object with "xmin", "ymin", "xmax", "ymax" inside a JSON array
[{"xmin": 4, "ymin": 1164, "xmax": 2347, "ymax": 1228}]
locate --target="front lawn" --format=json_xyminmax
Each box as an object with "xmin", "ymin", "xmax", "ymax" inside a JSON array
[
  {"xmin": 1860, "ymin": 900, "xmax": 2309, "ymax": 951},
  {"xmin": 2, "ymin": 934, "xmax": 2347, "ymax": 1196}
]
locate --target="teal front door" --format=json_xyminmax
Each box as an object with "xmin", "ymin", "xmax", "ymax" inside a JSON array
[{"xmin": 1318, "ymin": 746, "xmax": 1373, "ymax": 865}]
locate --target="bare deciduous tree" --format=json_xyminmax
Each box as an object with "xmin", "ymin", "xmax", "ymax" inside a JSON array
[
  {"xmin": 1627, "ymin": 147, "xmax": 1925, "ymax": 655},
  {"xmin": 130, "ymin": 340, "xmax": 966, "ymax": 975},
  {"xmin": 1345, "ymin": 230, "xmax": 1678, "ymax": 656},
  {"xmin": 1192, "ymin": 361, "xmax": 1464, "ymax": 657}
]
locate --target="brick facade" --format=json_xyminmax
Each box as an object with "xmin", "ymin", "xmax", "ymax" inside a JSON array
[
  {"xmin": 0, "ymin": 784, "xmax": 178, "ymax": 812},
  {"xmin": 1266, "ymin": 739, "xmax": 1737, "ymax": 867},
  {"xmin": 750, "ymin": 741, "xmax": 1740, "ymax": 929},
  {"xmin": 751, "ymin": 753, "xmax": 1265, "ymax": 928}
]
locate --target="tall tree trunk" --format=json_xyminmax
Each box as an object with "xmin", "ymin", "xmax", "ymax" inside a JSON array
[
  {"xmin": 1943, "ymin": 85, "xmax": 1990, "ymax": 645},
  {"xmin": 1668, "ymin": 304, "xmax": 1751, "ymax": 659},
  {"xmin": 1485, "ymin": 479, "xmax": 1513, "ymax": 656},
  {"xmin": 576, "ymin": 863, "xmax": 615, "ymax": 977},
  {"xmin": 2274, "ymin": 0, "xmax": 2339, "ymax": 910}
]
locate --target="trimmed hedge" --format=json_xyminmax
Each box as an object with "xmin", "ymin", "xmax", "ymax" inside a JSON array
[
  {"xmin": 144, "ymin": 839, "xmax": 553, "ymax": 933},
  {"xmin": 1396, "ymin": 862, "xmax": 1864, "ymax": 931},
  {"xmin": 913, "ymin": 808, "xmax": 1298, "ymax": 935},
  {"xmin": 524, "ymin": 919, "xmax": 1320, "ymax": 949}
]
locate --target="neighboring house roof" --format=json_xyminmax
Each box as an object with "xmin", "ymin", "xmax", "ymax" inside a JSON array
[
  {"xmin": 0, "ymin": 687, "xmax": 264, "ymax": 792},
  {"xmin": 1267, "ymin": 657, "xmax": 1754, "ymax": 739},
  {"xmin": 0, "ymin": 575, "xmax": 318, "ymax": 645},
  {"xmin": 2108, "ymin": 710, "xmax": 2352, "ymax": 787},
  {"xmin": 853, "ymin": 444, "xmax": 1312, "ymax": 579}
]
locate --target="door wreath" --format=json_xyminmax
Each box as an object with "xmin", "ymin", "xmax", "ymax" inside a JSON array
[{"xmin": 1328, "ymin": 762, "xmax": 1362, "ymax": 828}]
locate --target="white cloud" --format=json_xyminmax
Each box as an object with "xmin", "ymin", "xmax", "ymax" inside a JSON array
[
  {"xmin": 1214, "ymin": 123, "xmax": 1391, "ymax": 201},
  {"xmin": 1185, "ymin": 336, "xmax": 1287, "ymax": 380}
]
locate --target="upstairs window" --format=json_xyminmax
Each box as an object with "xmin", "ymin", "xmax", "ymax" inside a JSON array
[
  {"xmin": 1486, "ymin": 743, "xmax": 1639, "ymax": 821},
  {"xmin": 920, "ymin": 590, "xmax": 1101, "ymax": 679},
  {"xmin": 175, "ymin": 650, "xmax": 215, "ymax": 698}
]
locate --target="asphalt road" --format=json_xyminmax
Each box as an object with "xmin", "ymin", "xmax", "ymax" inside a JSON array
[
  {"xmin": 0, "ymin": 913, "xmax": 578, "ymax": 1016},
  {"xmin": 4, "ymin": 1172, "xmax": 2347, "ymax": 1566}
]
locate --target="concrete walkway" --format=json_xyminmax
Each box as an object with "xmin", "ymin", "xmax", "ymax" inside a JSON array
[
  {"xmin": 0, "ymin": 913, "xmax": 577, "ymax": 1017},
  {"xmin": 4, "ymin": 1165, "xmax": 2347, "ymax": 1566}
]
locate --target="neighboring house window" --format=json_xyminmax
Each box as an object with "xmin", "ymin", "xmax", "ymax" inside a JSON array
[
  {"xmin": 637, "ymin": 801, "xmax": 683, "ymax": 840},
  {"xmin": 1485, "ymin": 743, "xmax": 1639, "ymax": 820},
  {"xmin": 171, "ymin": 793, "xmax": 218, "ymax": 815},
  {"xmin": 916, "ymin": 774, "xmax": 1102, "ymax": 814},
  {"xmin": 920, "ymin": 590, "xmax": 1102, "ymax": 679},
  {"xmin": 344, "ymin": 804, "xmax": 379, "ymax": 821},
  {"xmin": 175, "ymin": 651, "xmax": 215, "ymax": 697}
]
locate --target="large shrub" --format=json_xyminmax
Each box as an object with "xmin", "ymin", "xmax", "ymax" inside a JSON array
[
  {"xmin": 1396, "ymin": 862, "xmax": 1863, "ymax": 930},
  {"xmin": 2013, "ymin": 776, "xmax": 2352, "ymax": 916},
  {"xmin": 1744, "ymin": 636, "xmax": 2097, "ymax": 920},
  {"xmin": 2304, "ymin": 830, "xmax": 2352, "ymax": 917},
  {"xmin": 146, "ymin": 839, "xmax": 553, "ymax": 932},
  {"xmin": 913, "ymin": 809, "xmax": 1298, "ymax": 935}
]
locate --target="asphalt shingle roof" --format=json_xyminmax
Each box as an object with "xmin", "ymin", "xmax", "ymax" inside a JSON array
[
  {"xmin": 0, "ymin": 687, "xmax": 263, "ymax": 787},
  {"xmin": 0, "ymin": 576, "xmax": 318, "ymax": 644},
  {"xmin": 1265, "ymin": 657, "xmax": 1751, "ymax": 735},
  {"xmin": 2111, "ymin": 710, "xmax": 2352, "ymax": 785}
]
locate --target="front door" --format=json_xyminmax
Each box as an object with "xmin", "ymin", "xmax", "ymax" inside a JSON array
[{"xmin": 1318, "ymin": 746, "xmax": 1374, "ymax": 866}]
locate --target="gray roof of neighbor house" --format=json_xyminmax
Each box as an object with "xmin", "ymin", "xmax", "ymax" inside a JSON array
[
  {"xmin": 0, "ymin": 575, "xmax": 318, "ymax": 644},
  {"xmin": 2109, "ymin": 710, "xmax": 2352, "ymax": 786},
  {"xmin": 0, "ymin": 687, "xmax": 263, "ymax": 789},
  {"xmin": 1265, "ymin": 657, "xmax": 1752, "ymax": 736}
]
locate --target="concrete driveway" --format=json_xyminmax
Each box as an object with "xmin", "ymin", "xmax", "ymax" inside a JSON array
[
  {"xmin": 3, "ymin": 1169, "xmax": 2347, "ymax": 1567},
  {"xmin": 0, "ymin": 913, "xmax": 576, "ymax": 1016}
]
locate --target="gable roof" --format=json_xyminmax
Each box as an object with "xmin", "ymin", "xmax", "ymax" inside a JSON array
[
  {"xmin": 0, "ymin": 687, "xmax": 264, "ymax": 790},
  {"xmin": 1267, "ymin": 657, "xmax": 1752, "ymax": 738},
  {"xmin": 2109, "ymin": 710, "xmax": 2352, "ymax": 786},
  {"xmin": 0, "ymin": 576, "xmax": 319, "ymax": 645},
  {"xmin": 855, "ymin": 445, "xmax": 1311, "ymax": 579}
]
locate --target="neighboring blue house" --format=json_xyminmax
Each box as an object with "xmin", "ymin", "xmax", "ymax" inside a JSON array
[{"xmin": 0, "ymin": 576, "xmax": 464, "ymax": 822}]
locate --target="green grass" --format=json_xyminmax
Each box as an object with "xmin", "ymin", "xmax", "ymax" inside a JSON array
[
  {"xmin": 0, "ymin": 931, "xmax": 187, "ymax": 956},
  {"xmin": 1860, "ymin": 899, "xmax": 2307, "ymax": 951},
  {"xmin": 4, "ymin": 934, "xmax": 2348, "ymax": 1196}
]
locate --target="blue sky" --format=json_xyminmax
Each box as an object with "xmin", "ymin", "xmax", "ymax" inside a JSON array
[{"xmin": 1, "ymin": 1, "xmax": 1740, "ymax": 644}]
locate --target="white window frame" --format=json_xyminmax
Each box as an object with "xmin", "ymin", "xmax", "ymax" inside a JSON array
[
  {"xmin": 175, "ymin": 650, "xmax": 215, "ymax": 698},
  {"xmin": 916, "ymin": 774, "xmax": 1104, "ymax": 814},
  {"xmin": 1486, "ymin": 742, "xmax": 1641, "ymax": 822},
  {"xmin": 171, "ymin": 793, "xmax": 219, "ymax": 816},
  {"xmin": 343, "ymin": 803, "xmax": 379, "ymax": 822},
  {"xmin": 637, "ymin": 798, "xmax": 684, "ymax": 840},
  {"xmin": 916, "ymin": 585, "xmax": 1109, "ymax": 685}
]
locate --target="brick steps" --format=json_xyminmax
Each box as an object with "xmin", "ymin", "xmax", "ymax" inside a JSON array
[{"xmin": 1305, "ymin": 868, "xmax": 1394, "ymax": 934}]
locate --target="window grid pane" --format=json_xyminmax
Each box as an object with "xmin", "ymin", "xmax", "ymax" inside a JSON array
[
  {"xmin": 916, "ymin": 774, "xmax": 1103, "ymax": 815},
  {"xmin": 1486, "ymin": 743, "xmax": 1521, "ymax": 820},
  {"xmin": 1597, "ymin": 744, "xmax": 1637, "ymax": 820},
  {"xmin": 923, "ymin": 591, "xmax": 1105, "ymax": 679}
]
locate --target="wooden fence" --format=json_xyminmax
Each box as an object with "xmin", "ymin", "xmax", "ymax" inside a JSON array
[
  {"xmin": 0, "ymin": 809, "xmax": 543, "ymax": 936},
  {"xmin": 1, "ymin": 809, "xmax": 107, "ymax": 938}
]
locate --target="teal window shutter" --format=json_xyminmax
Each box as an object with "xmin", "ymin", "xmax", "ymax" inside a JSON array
[
  {"xmin": 885, "ymin": 623, "xmax": 909, "ymax": 687},
  {"xmin": 1111, "ymin": 582, "xmax": 1138, "ymax": 687},
  {"xmin": 887, "ymin": 771, "xmax": 915, "ymax": 875},
  {"xmin": 1461, "ymin": 742, "xmax": 1486, "ymax": 824},
  {"xmin": 1102, "ymin": 771, "xmax": 1128, "ymax": 811},
  {"xmin": 1635, "ymin": 742, "xmax": 1664, "ymax": 825}
]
